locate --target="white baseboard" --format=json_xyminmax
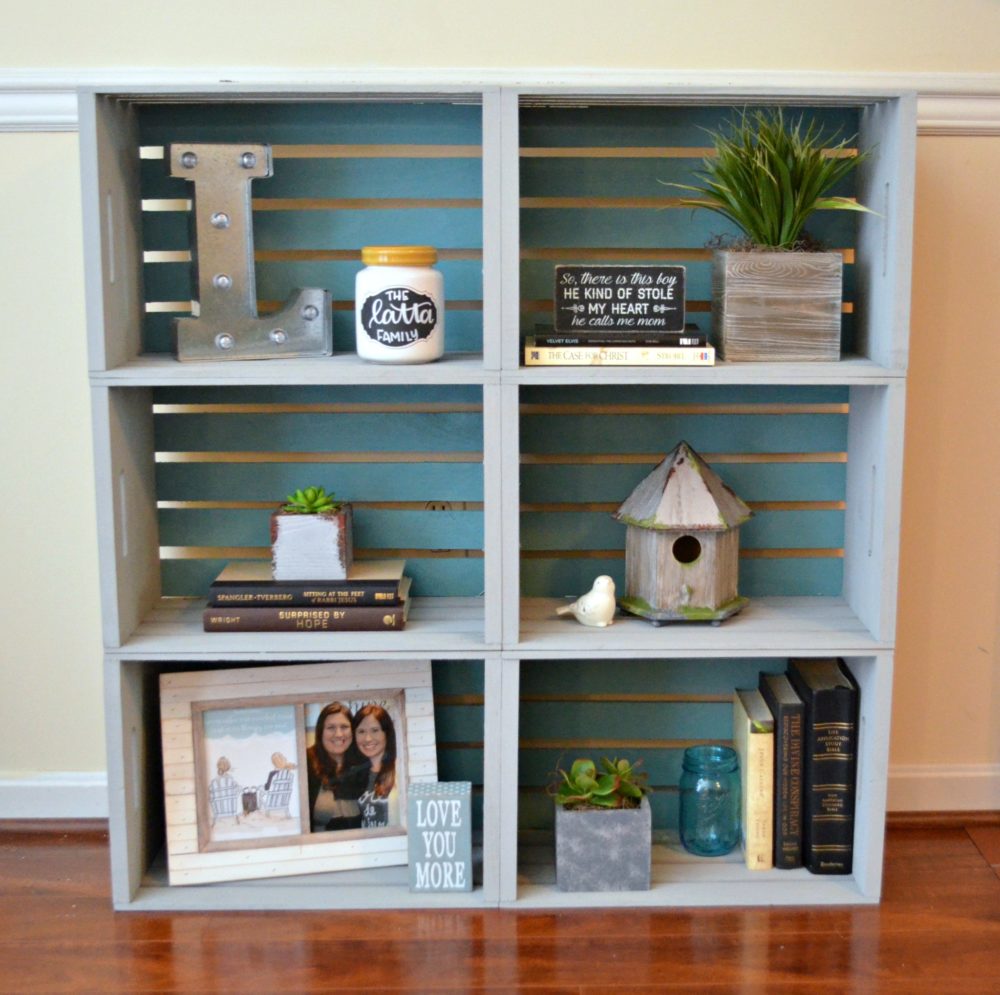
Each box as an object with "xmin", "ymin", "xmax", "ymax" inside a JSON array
[
  {"xmin": 888, "ymin": 764, "xmax": 1000, "ymax": 812},
  {"xmin": 0, "ymin": 773, "xmax": 108, "ymax": 819}
]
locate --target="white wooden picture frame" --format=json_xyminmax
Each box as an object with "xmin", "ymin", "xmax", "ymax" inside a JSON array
[{"xmin": 160, "ymin": 659, "xmax": 436, "ymax": 886}]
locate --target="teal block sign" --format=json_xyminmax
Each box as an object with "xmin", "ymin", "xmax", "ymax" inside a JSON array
[{"xmin": 408, "ymin": 781, "xmax": 473, "ymax": 892}]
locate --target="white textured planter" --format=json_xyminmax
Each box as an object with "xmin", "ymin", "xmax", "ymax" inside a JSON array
[
  {"xmin": 712, "ymin": 250, "xmax": 842, "ymax": 362},
  {"xmin": 554, "ymin": 796, "xmax": 652, "ymax": 892},
  {"xmin": 270, "ymin": 504, "xmax": 354, "ymax": 581}
]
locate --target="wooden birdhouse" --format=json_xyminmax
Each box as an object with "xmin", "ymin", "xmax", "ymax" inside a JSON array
[{"xmin": 613, "ymin": 441, "xmax": 752, "ymax": 624}]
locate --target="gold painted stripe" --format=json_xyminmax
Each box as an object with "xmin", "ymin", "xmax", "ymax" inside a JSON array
[
  {"xmin": 521, "ymin": 196, "xmax": 688, "ymax": 209},
  {"xmin": 141, "ymin": 198, "xmax": 190, "ymax": 211},
  {"xmin": 145, "ymin": 301, "xmax": 193, "ymax": 313},
  {"xmin": 153, "ymin": 402, "xmax": 483, "ymax": 414},
  {"xmin": 742, "ymin": 548, "xmax": 844, "ymax": 559},
  {"xmin": 521, "ymin": 693, "xmax": 731, "ymax": 703},
  {"xmin": 521, "ymin": 196, "xmax": 860, "ymax": 210},
  {"xmin": 520, "ymin": 451, "xmax": 847, "ymax": 465},
  {"xmin": 520, "ymin": 403, "xmax": 849, "ymax": 416},
  {"xmin": 254, "ymin": 248, "xmax": 481, "ymax": 262},
  {"xmin": 520, "ymin": 248, "xmax": 856, "ymax": 265},
  {"xmin": 155, "ymin": 451, "xmax": 482, "ymax": 464},
  {"xmin": 520, "ymin": 784, "xmax": 679, "ymax": 793},
  {"xmin": 520, "ymin": 738, "xmax": 728, "ymax": 749},
  {"xmin": 520, "ymin": 146, "xmax": 857, "ymax": 159},
  {"xmin": 158, "ymin": 500, "xmax": 484, "ymax": 511},
  {"xmin": 252, "ymin": 197, "xmax": 481, "ymax": 211},
  {"xmin": 145, "ymin": 299, "xmax": 481, "ymax": 315},
  {"xmin": 523, "ymin": 297, "xmax": 854, "ymax": 313},
  {"xmin": 143, "ymin": 250, "xmax": 192, "ymax": 263},
  {"xmin": 434, "ymin": 694, "xmax": 486, "ymax": 706},
  {"xmin": 320, "ymin": 299, "xmax": 482, "ymax": 313},
  {"xmin": 272, "ymin": 144, "xmax": 482, "ymax": 159},
  {"xmin": 160, "ymin": 546, "xmax": 483, "ymax": 560},
  {"xmin": 520, "ymin": 500, "xmax": 845, "ymax": 513},
  {"xmin": 521, "ymin": 548, "xmax": 843, "ymax": 559}
]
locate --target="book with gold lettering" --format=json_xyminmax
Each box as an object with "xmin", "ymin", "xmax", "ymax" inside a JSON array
[
  {"xmin": 208, "ymin": 559, "xmax": 405, "ymax": 607},
  {"xmin": 524, "ymin": 337, "xmax": 715, "ymax": 366},
  {"xmin": 787, "ymin": 658, "xmax": 859, "ymax": 875},
  {"xmin": 733, "ymin": 688, "xmax": 775, "ymax": 872},
  {"xmin": 204, "ymin": 578, "xmax": 411, "ymax": 631}
]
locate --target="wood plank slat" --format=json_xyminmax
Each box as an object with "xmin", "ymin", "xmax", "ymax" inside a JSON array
[
  {"xmin": 519, "ymin": 451, "xmax": 847, "ymax": 465},
  {"xmin": 154, "ymin": 451, "xmax": 483, "ymax": 463},
  {"xmin": 253, "ymin": 248, "xmax": 482, "ymax": 262},
  {"xmin": 159, "ymin": 546, "xmax": 484, "ymax": 560},
  {"xmin": 519, "ymin": 403, "xmax": 850, "ymax": 416},
  {"xmin": 252, "ymin": 197, "xmax": 481, "ymax": 211},
  {"xmin": 140, "ymin": 144, "xmax": 484, "ymax": 159},
  {"xmin": 520, "ymin": 548, "xmax": 843, "ymax": 560},
  {"xmin": 145, "ymin": 300, "xmax": 483, "ymax": 314},
  {"xmin": 520, "ymin": 738, "xmax": 727, "ymax": 749},
  {"xmin": 522, "ymin": 296, "xmax": 855, "ymax": 313},
  {"xmin": 520, "ymin": 500, "xmax": 845, "ymax": 512},
  {"xmin": 153, "ymin": 402, "xmax": 483, "ymax": 414},
  {"xmin": 157, "ymin": 500, "xmax": 485, "ymax": 511},
  {"xmin": 519, "ymin": 145, "xmax": 858, "ymax": 159}
]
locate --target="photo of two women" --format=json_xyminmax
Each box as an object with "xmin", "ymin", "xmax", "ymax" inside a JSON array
[{"xmin": 306, "ymin": 699, "xmax": 400, "ymax": 834}]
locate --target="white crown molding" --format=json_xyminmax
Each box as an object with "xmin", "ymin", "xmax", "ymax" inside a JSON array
[
  {"xmin": 2, "ymin": 68, "xmax": 1000, "ymax": 134},
  {"xmin": 888, "ymin": 763, "xmax": 1000, "ymax": 812},
  {"xmin": 0, "ymin": 772, "xmax": 108, "ymax": 819}
]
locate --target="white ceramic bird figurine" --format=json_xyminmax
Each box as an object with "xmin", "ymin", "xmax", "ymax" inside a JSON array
[{"xmin": 556, "ymin": 575, "xmax": 617, "ymax": 627}]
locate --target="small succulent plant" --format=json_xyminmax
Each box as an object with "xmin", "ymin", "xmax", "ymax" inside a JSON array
[
  {"xmin": 553, "ymin": 757, "xmax": 650, "ymax": 810},
  {"xmin": 281, "ymin": 486, "xmax": 342, "ymax": 515}
]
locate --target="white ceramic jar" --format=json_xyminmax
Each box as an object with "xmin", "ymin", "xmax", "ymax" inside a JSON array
[{"xmin": 355, "ymin": 245, "xmax": 444, "ymax": 363}]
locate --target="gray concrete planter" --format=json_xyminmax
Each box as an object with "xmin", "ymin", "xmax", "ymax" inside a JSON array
[
  {"xmin": 712, "ymin": 250, "xmax": 842, "ymax": 362},
  {"xmin": 554, "ymin": 796, "xmax": 652, "ymax": 892}
]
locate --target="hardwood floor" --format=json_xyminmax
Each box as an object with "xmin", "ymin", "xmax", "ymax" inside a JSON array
[{"xmin": 1, "ymin": 820, "xmax": 998, "ymax": 993}]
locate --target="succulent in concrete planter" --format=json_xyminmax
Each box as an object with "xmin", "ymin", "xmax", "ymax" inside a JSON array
[
  {"xmin": 671, "ymin": 109, "xmax": 872, "ymax": 361},
  {"xmin": 553, "ymin": 758, "xmax": 652, "ymax": 892},
  {"xmin": 271, "ymin": 486, "xmax": 353, "ymax": 581}
]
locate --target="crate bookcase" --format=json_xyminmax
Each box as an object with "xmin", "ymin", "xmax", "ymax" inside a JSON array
[{"xmin": 81, "ymin": 85, "xmax": 914, "ymax": 910}]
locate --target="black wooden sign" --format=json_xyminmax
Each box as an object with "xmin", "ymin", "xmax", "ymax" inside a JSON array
[{"xmin": 554, "ymin": 265, "xmax": 686, "ymax": 333}]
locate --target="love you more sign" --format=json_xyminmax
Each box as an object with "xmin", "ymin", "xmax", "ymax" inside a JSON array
[{"xmin": 408, "ymin": 782, "xmax": 473, "ymax": 892}]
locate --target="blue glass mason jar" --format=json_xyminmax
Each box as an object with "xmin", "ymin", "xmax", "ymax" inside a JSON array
[{"xmin": 679, "ymin": 745, "xmax": 741, "ymax": 857}]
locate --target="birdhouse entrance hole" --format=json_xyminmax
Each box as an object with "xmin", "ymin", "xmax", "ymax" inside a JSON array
[{"xmin": 672, "ymin": 534, "xmax": 702, "ymax": 564}]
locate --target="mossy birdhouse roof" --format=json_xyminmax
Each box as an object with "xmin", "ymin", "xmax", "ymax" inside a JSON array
[{"xmin": 613, "ymin": 441, "xmax": 752, "ymax": 532}]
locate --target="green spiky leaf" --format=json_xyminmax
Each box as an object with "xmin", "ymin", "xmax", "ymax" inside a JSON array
[
  {"xmin": 281, "ymin": 485, "xmax": 343, "ymax": 515},
  {"xmin": 664, "ymin": 108, "xmax": 873, "ymax": 250}
]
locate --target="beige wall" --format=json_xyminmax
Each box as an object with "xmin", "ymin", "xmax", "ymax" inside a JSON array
[
  {"xmin": 894, "ymin": 135, "xmax": 1000, "ymax": 768},
  {"xmin": 0, "ymin": 0, "xmax": 999, "ymax": 804},
  {"xmin": 0, "ymin": 132, "xmax": 104, "ymax": 772},
  {"xmin": 2, "ymin": 1, "xmax": 1000, "ymax": 73}
]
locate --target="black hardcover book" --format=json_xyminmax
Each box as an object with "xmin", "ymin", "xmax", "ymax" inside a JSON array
[
  {"xmin": 759, "ymin": 671, "xmax": 805, "ymax": 869},
  {"xmin": 787, "ymin": 659, "xmax": 859, "ymax": 875},
  {"xmin": 208, "ymin": 559, "xmax": 405, "ymax": 607},
  {"xmin": 532, "ymin": 322, "xmax": 706, "ymax": 348}
]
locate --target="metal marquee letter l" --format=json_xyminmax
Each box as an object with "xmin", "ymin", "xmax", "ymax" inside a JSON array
[{"xmin": 169, "ymin": 143, "xmax": 332, "ymax": 361}]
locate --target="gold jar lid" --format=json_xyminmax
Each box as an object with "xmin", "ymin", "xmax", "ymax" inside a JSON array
[{"xmin": 361, "ymin": 245, "xmax": 437, "ymax": 267}]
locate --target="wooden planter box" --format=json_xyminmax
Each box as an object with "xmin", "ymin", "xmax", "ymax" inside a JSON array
[
  {"xmin": 712, "ymin": 250, "xmax": 843, "ymax": 362},
  {"xmin": 554, "ymin": 797, "xmax": 652, "ymax": 892},
  {"xmin": 270, "ymin": 504, "xmax": 354, "ymax": 581}
]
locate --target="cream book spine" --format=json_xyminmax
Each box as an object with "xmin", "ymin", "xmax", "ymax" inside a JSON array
[{"xmin": 733, "ymin": 688, "xmax": 775, "ymax": 871}]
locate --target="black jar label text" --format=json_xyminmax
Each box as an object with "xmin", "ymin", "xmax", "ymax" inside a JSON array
[{"xmin": 361, "ymin": 287, "xmax": 438, "ymax": 347}]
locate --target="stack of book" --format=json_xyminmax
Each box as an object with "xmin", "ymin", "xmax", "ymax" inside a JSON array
[
  {"xmin": 732, "ymin": 658, "xmax": 859, "ymax": 875},
  {"xmin": 524, "ymin": 324, "xmax": 714, "ymax": 367},
  {"xmin": 203, "ymin": 559, "xmax": 412, "ymax": 632}
]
